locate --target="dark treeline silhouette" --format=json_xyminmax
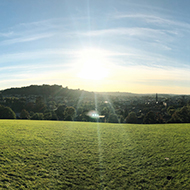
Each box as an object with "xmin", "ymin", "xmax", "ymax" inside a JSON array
[
  {"xmin": 0, "ymin": 84, "xmax": 190, "ymax": 124},
  {"xmin": 2, "ymin": 84, "xmax": 93, "ymax": 98}
]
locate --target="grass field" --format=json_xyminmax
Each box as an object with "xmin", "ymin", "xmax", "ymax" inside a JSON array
[{"xmin": 0, "ymin": 120, "xmax": 190, "ymax": 189}]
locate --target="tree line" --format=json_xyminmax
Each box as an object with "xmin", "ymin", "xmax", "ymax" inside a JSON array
[
  {"xmin": 2, "ymin": 98, "xmax": 190, "ymax": 124},
  {"xmin": 1, "ymin": 84, "xmax": 190, "ymax": 124}
]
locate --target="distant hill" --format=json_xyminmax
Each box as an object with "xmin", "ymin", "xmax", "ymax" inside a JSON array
[
  {"xmin": 0, "ymin": 84, "xmax": 181, "ymax": 98},
  {"xmin": 0, "ymin": 84, "xmax": 93, "ymax": 98}
]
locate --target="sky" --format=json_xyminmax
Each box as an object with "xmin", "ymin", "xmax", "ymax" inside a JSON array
[{"xmin": 1, "ymin": 0, "xmax": 190, "ymax": 94}]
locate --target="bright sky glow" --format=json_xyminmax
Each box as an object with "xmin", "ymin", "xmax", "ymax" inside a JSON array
[
  {"xmin": 77, "ymin": 49, "xmax": 109, "ymax": 80},
  {"xmin": 1, "ymin": 0, "xmax": 190, "ymax": 94}
]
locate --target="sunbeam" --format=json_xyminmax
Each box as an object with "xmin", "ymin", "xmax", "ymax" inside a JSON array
[
  {"xmin": 75, "ymin": 90, "xmax": 85, "ymax": 121},
  {"xmin": 95, "ymin": 92, "xmax": 104, "ymax": 188},
  {"xmin": 102, "ymin": 93, "xmax": 120, "ymax": 123}
]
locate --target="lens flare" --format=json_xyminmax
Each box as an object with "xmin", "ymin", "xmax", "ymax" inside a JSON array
[{"xmin": 86, "ymin": 110, "xmax": 100, "ymax": 119}]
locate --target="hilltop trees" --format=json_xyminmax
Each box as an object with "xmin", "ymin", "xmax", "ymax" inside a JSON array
[{"xmin": 1, "ymin": 97, "xmax": 25, "ymax": 113}]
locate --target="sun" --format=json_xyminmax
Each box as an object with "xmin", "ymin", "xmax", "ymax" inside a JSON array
[{"xmin": 77, "ymin": 48, "xmax": 109, "ymax": 80}]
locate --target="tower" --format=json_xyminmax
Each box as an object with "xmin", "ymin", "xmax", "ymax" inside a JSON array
[{"xmin": 156, "ymin": 93, "xmax": 158, "ymax": 103}]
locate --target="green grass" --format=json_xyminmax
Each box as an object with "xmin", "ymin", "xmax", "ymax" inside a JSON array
[{"xmin": 0, "ymin": 120, "xmax": 190, "ymax": 189}]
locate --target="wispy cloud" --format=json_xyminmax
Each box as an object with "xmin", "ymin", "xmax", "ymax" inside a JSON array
[
  {"xmin": 0, "ymin": 31, "xmax": 14, "ymax": 37},
  {"xmin": 19, "ymin": 19, "xmax": 57, "ymax": 28},
  {"xmin": 18, "ymin": 17, "xmax": 81, "ymax": 29},
  {"xmin": 114, "ymin": 14, "xmax": 190, "ymax": 30},
  {"xmin": 17, "ymin": 17, "xmax": 85, "ymax": 34},
  {"xmin": 0, "ymin": 47, "xmax": 137, "ymax": 65},
  {"xmin": 0, "ymin": 18, "xmax": 69, "ymax": 46},
  {"xmin": 81, "ymin": 27, "xmax": 166, "ymax": 37},
  {"xmin": 0, "ymin": 33, "xmax": 54, "ymax": 45},
  {"xmin": 79, "ymin": 27, "xmax": 176, "ymax": 50},
  {"xmin": 0, "ymin": 48, "xmax": 77, "ymax": 64}
]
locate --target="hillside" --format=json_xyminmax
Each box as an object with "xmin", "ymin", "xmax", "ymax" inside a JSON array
[{"xmin": 0, "ymin": 84, "xmax": 93, "ymax": 99}]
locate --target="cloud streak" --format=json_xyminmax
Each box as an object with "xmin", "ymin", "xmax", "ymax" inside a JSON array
[
  {"xmin": 114, "ymin": 13, "xmax": 190, "ymax": 30},
  {"xmin": 0, "ymin": 33, "xmax": 54, "ymax": 45},
  {"xmin": 80, "ymin": 27, "xmax": 169, "ymax": 37}
]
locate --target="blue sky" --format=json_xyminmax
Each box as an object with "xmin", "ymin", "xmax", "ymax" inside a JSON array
[{"xmin": 1, "ymin": 0, "xmax": 190, "ymax": 94}]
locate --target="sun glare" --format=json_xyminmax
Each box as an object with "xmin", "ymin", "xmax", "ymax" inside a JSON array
[{"xmin": 77, "ymin": 49, "xmax": 109, "ymax": 80}]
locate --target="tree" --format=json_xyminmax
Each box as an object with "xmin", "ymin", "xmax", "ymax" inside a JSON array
[
  {"xmin": 123, "ymin": 108, "xmax": 128, "ymax": 119},
  {"xmin": 11, "ymin": 98, "xmax": 25, "ymax": 112},
  {"xmin": 155, "ymin": 113, "xmax": 165, "ymax": 124},
  {"xmin": 34, "ymin": 96, "xmax": 46, "ymax": 113},
  {"xmin": 101, "ymin": 107, "xmax": 109, "ymax": 119},
  {"xmin": 31, "ymin": 113, "xmax": 44, "ymax": 120},
  {"xmin": 64, "ymin": 106, "xmax": 76, "ymax": 121},
  {"xmin": 169, "ymin": 106, "xmax": 190, "ymax": 123},
  {"xmin": 108, "ymin": 113, "xmax": 118, "ymax": 123},
  {"xmin": 168, "ymin": 110, "xmax": 181, "ymax": 123},
  {"xmin": 143, "ymin": 111, "xmax": 156, "ymax": 124},
  {"xmin": 0, "ymin": 105, "xmax": 16, "ymax": 119},
  {"xmin": 55, "ymin": 104, "xmax": 67, "ymax": 120},
  {"xmin": 20, "ymin": 109, "xmax": 30, "ymax": 119},
  {"xmin": 44, "ymin": 112, "xmax": 52, "ymax": 120},
  {"xmin": 119, "ymin": 115, "xmax": 125, "ymax": 123},
  {"xmin": 25, "ymin": 102, "xmax": 35, "ymax": 112},
  {"xmin": 167, "ymin": 106, "xmax": 175, "ymax": 116},
  {"xmin": 125, "ymin": 111, "xmax": 137, "ymax": 123},
  {"xmin": 51, "ymin": 111, "xmax": 58, "ymax": 120},
  {"xmin": 64, "ymin": 115, "xmax": 73, "ymax": 121},
  {"xmin": 179, "ymin": 106, "xmax": 190, "ymax": 123}
]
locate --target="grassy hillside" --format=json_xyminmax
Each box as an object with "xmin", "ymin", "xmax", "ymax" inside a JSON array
[{"xmin": 0, "ymin": 121, "xmax": 190, "ymax": 189}]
